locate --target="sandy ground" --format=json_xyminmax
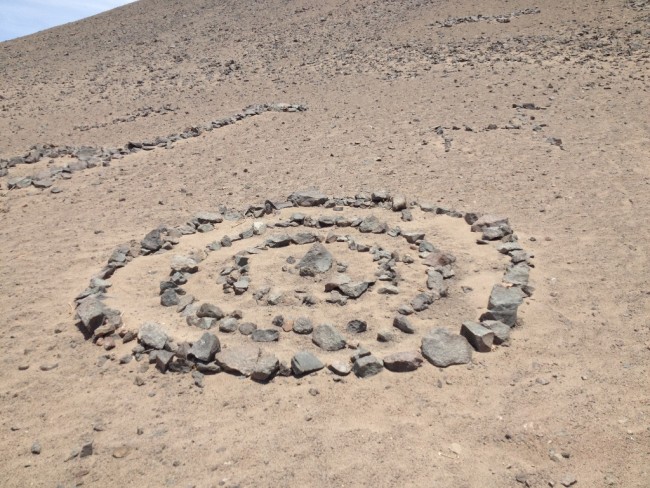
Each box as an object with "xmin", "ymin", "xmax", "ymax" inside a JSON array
[{"xmin": 0, "ymin": 0, "xmax": 649, "ymax": 487}]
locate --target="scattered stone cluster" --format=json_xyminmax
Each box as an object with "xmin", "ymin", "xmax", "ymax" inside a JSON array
[
  {"xmin": 74, "ymin": 189, "xmax": 534, "ymax": 383},
  {"xmin": 431, "ymin": 8, "xmax": 541, "ymax": 28},
  {"xmin": 0, "ymin": 103, "xmax": 306, "ymax": 189}
]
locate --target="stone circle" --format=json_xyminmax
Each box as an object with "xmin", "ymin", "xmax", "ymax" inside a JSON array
[{"xmin": 74, "ymin": 189, "xmax": 534, "ymax": 383}]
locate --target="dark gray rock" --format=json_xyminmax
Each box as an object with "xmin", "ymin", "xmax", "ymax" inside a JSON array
[
  {"xmin": 471, "ymin": 215, "xmax": 509, "ymax": 232},
  {"xmin": 197, "ymin": 303, "xmax": 225, "ymax": 319},
  {"xmin": 138, "ymin": 323, "xmax": 168, "ymax": 350},
  {"xmin": 141, "ymin": 229, "xmax": 163, "ymax": 252},
  {"xmin": 218, "ymin": 317, "xmax": 238, "ymax": 333},
  {"xmin": 312, "ymin": 324, "xmax": 346, "ymax": 351},
  {"xmin": 251, "ymin": 353, "xmax": 280, "ymax": 382},
  {"xmin": 402, "ymin": 231, "xmax": 425, "ymax": 244},
  {"xmin": 291, "ymin": 232, "xmax": 319, "ymax": 245},
  {"xmin": 421, "ymin": 328, "xmax": 472, "ymax": 367},
  {"xmin": 353, "ymin": 355, "xmax": 384, "ymax": 378},
  {"xmin": 504, "ymin": 263, "xmax": 530, "ymax": 286},
  {"xmin": 481, "ymin": 320, "xmax": 511, "ymax": 345},
  {"xmin": 338, "ymin": 281, "xmax": 371, "ymax": 299},
  {"xmin": 291, "ymin": 351, "xmax": 325, "ymax": 376},
  {"xmin": 383, "ymin": 351, "xmax": 423, "ymax": 372},
  {"xmin": 391, "ymin": 194, "xmax": 407, "ymax": 211},
  {"xmin": 288, "ymin": 190, "xmax": 328, "ymax": 207},
  {"xmin": 393, "ymin": 315, "xmax": 415, "ymax": 334},
  {"xmin": 346, "ymin": 319, "xmax": 367, "ymax": 333},
  {"xmin": 196, "ymin": 362, "xmax": 221, "ymax": 375},
  {"xmin": 188, "ymin": 332, "xmax": 221, "ymax": 362},
  {"xmin": 266, "ymin": 234, "xmax": 292, "ymax": 248},
  {"xmin": 293, "ymin": 317, "xmax": 314, "ymax": 334},
  {"xmin": 75, "ymin": 297, "xmax": 107, "ymax": 334},
  {"xmin": 297, "ymin": 243, "xmax": 333, "ymax": 276},
  {"xmin": 411, "ymin": 292, "xmax": 434, "ymax": 312},
  {"xmin": 426, "ymin": 270, "xmax": 448, "ymax": 298},
  {"xmin": 160, "ymin": 288, "xmax": 180, "ymax": 307},
  {"xmin": 252, "ymin": 329, "xmax": 279, "ymax": 342},
  {"xmin": 239, "ymin": 322, "xmax": 257, "ymax": 335},
  {"xmin": 460, "ymin": 321, "xmax": 494, "ymax": 352},
  {"xmin": 170, "ymin": 255, "xmax": 199, "ymax": 273},
  {"xmin": 215, "ymin": 345, "xmax": 260, "ymax": 376},
  {"xmin": 481, "ymin": 284, "xmax": 525, "ymax": 326},
  {"xmin": 195, "ymin": 212, "xmax": 223, "ymax": 224},
  {"xmin": 359, "ymin": 215, "xmax": 387, "ymax": 234},
  {"xmin": 155, "ymin": 350, "xmax": 175, "ymax": 373}
]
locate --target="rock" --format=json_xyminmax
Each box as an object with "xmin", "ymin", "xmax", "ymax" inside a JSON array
[
  {"xmin": 141, "ymin": 229, "xmax": 163, "ymax": 252},
  {"xmin": 31, "ymin": 441, "xmax": 41, "ymax": 455},
  {"xmin": 215, "ymin": 345, "xmax": 260, "ymax": 376},
  {"xmin": 251, "ymin": 352, "xmax": 280, "ymax": 382},
  {"xmin": 353, "ymin": 355, "xmax": 384, "ymax": 378},
  {"xmin": 346, "ymin": 319, "xmax": 367, "ymax": 333},
  {"xmin": 470, "ymin": 215, "xmax": 509, "ymax": 232},
  {"xmin": 138, "ymin": 323, "xmax": 167, "ymax": 350},
  {"xmin": 560, "ymin": 475, "xmax": 577, "ymax": 487},
  {"xmin": 272, "ymin": 315, "xmax": 284, "ymax": 328},
  {"xmin": 75, "ymin": 297, "xmax": 108, "ymax": 334},
  {"xmin": 297, "ymin": 243, "xmax": 333, "ymax": 276},
  {"xmin": 426, "ymin": 270, "xmax": 448, "ymax": 297},
  {"xmin": 421, "ymin": 328, "xmax": 473, "ymax": 367},
  {"xmin": 79, "ymin": 441, "xmax": 94, "ymax": 458},
  {"xmin": 288, "ymin": 189, "xmax": 328, "ymax": 207},
  {"xmin": 39, "ymin": 362, "xmax": 58, "ymax": 371},
  {"xmin": 170, "ymin": 255, "xmax": 198, "ymax": 273},
  {"xmin": 218, "ymin": 317, "xmax": 238, "ymax": 333},
  {"xmin": 411, "ymin": 292, "xmax": 434, "ymax": 312},
  {"xmin": 160, "ymin": 289, "xmax": 180, "ymax": 307},
  {"xmin": 391, "ymin": 194, "xmax": 407, "ymax": 211},
  {"xmin": 378, "ymin": 285, "xmax": 399, "ymax": 295},
  {"xmin": 460, "ymin": 321, "xmax": 494, "ymax": 352},
  {"xmin": 393, "ymin": 315, "xmax": 415, "ymax": 334},
  {"xmin": 312, "ymin": 324, "xmax": 346, "ymax": 351},
  {"xmin": 402, "ymin": 231, "xmax": 425, "ymax": 244},
  {"xmin": 196, "ymin": 362, "xmax": 221, "ymax": 375},
  {"xmin": 239, "ymin": 322, "xmax": 257, "ymax": 335},
  {"xmin": 195, "ymin": 212, "xmax": 223, "ymax": 224},
  {"xmin": 377, "ymin": 329, "xmax": 396, "ymax": 342},
  {"xmin": 338, "ymin": 281, "xmax": 371, "ymax": 298},
  {"xmin": 252, "ymin": 329, "xmax": 279, "ymax": 342},
  {"xmin": 293, "ymin": 317, "xmax": 314, "ymax": 334},
  {"xmin": 329, "ymin": 361, "xmax": 352, "ymax": 376},
  {"xmin": 267, "ymin": 289, "xmax": 284, "ymax": 305},
  {"xmin": 358, "ymin": 215, "xmax": 387, "ymax": 234},
  {"xmin": 504, "ymin": 263, "xmax": 530, "ymax": 286},
  {"xmin": 481, "ymin": 284, "xmax": 525, "ymax": 326},
  {"xmin": 197, "ymin": 303, "xmax": 225, "ymax": 320},
  {"xmin": 155, "ymin": 350, "xmax": 174, "ymax": 373},
  {"xmin": 481, "ymin": 320, "xmax": 511, "ymax": 345},
  {"xmin": 383, "ymin": 351, "xmax": 423, "ymax": 372},
  {"xmin": 292, "ymin": 232, "xmax": 319, "ymax": 245},
  {"xmin": 188, "ymin": 316, "xmax": 216, "ymax": 330},
  {"xmin": 188, "ymin": 332, "xmax": 221, "ymax": 362},
  {"xmin": 266, "ymin": 234, "xmax": 292, "ymax": 248},
  {"xmin": 291, "ymin": 351, "xmax": 325, "ymax": 376}
]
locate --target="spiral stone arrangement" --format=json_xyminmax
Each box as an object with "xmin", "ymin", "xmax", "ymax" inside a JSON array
[{"xmin": 74, "ymin": 189, "xmax": 533, "ymax": 384}]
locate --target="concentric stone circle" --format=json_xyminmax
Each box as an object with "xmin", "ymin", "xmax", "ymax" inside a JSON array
[{"xmin": 74, "ymin": 189, "xmax": 534, "ymax": 383}]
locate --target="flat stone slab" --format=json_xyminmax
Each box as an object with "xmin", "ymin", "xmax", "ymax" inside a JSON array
[
  {"xmin": 383, "ymin": 351, "xmax": 423, "ymax": 372},
  {"xmin": 421, "ymin": 328, "xmax": 472, "ymax": 368},
  {"xmin": 215, "ymin": 345, "xmax": 261, "ymax": 376},
  {"xmin": 291, "ymin": 351, "xmax": 324, "ymax": 376}
]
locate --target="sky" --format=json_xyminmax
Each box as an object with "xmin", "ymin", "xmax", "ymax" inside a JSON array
[{"xmin": 0, "ymin": 0, "xmax": 137, "ymax": 42}]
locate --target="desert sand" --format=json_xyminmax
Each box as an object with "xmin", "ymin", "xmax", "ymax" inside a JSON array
[{"xmin": 0, "ymin": 0, "xmax": 649, "ymax": 487}]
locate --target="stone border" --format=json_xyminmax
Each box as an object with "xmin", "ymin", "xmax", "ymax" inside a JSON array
[
  {"xmin": 0, "ymin": 103, "xmax": 307, "ymax": 189},
  {"xmin": 74, "ymin": 190, "xmax": 534, "ymax": 383}
]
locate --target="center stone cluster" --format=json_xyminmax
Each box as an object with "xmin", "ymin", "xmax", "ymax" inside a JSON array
[{"xmin": 73, "ymin": 189, "xmax": 534, "ymax": 384}]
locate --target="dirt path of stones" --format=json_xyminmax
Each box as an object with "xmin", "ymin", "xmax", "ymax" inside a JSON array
[
  {"xmin": 74, "ymin": 189, "xmax": 534, "ymax": 385},
  {"xmin": 0, "ymin": 103, "xmax": 306, "ymax": 191}
]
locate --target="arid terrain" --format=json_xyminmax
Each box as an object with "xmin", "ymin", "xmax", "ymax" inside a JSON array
[{"xmin": 1, "ymin": 0, "xmax": 649, "ymax": 487}]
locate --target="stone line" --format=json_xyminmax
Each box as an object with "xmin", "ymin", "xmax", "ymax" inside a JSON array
[
  {"xmin": 430, "ymin": 7, "xmax": 541, "ymax": 28},
  {"xmin": 74, "ymin": 189, "xmax": 534, "ymax": 383},
  {"xmin": 0, "ymin": 102, "xmax": 307, "ymax": 190}
]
